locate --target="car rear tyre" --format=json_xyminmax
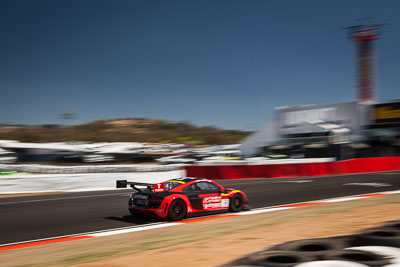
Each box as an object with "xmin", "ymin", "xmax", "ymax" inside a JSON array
[
  {"xmin": 167, "ymin": 199, "xmax": 187, "ymax": 221},
  {"xmin": 229, "ymin": 193, "xmax": 244, "ymax": 212}
]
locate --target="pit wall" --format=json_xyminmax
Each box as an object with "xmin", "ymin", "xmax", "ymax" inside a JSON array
[{"xmin": 185, "ymin": 157, "xmax": 400, "ymax": 179}]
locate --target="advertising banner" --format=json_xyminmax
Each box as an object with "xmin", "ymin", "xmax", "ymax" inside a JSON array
[
  {"xmin": 276, "ymin": 102, "xmax": 365, "ymax": 136},
  {"xmin": 371, "ymin": 101, "xmax": 400, "ymax": 124}
]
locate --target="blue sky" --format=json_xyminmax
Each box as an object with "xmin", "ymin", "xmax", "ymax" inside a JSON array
[{"xmin": 1, "ymin": 0, "xmax": 399, "ymax": 130}]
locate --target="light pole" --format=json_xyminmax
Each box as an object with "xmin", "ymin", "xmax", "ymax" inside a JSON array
[{"xmin": 58, "ymin": 111, "xmax": 77, "ymax": 142}]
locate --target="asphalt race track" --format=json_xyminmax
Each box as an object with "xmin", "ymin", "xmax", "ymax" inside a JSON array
[{"xmin": 1, "ymin": 171, "xmax": 399, "ymax": 245}]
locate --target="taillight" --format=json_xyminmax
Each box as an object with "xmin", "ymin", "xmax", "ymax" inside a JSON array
[{"xmin": 149, "ymin": 196, "xmax": 163, "ymax": 202}]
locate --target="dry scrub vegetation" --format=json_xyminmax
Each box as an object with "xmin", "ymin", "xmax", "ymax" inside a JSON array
[{"xmin": 0, "ymin": 118, "xmax": 250, "ymax": 144}]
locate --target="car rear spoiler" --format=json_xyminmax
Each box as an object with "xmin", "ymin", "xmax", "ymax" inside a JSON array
[{"xmin": 116, "ymin": 180, "xmax": 154, "ymax": 192}]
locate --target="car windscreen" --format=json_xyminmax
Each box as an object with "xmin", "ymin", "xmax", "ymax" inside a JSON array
[{"xmin": 164, "ymin": 182, "xmax": 182, "ymax": 191}]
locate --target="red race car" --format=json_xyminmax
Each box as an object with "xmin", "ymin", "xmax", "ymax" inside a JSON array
[{"xmin": 116, "ymin": 177, "xmax": 248, "ymax": 221}]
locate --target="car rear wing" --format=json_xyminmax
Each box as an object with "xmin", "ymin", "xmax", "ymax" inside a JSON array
[{"xmin": 116, "ymin": 180, "xmax": 165, "ymax": 193}]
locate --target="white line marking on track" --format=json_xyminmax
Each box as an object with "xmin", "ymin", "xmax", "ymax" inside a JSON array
[
  {"xmin": 275, "ymin": 180, "xmax": 313, "ymax": 183},
  {"xmin": 322, "ymin": 197, "xmax": 362, "ymax": 203},
  {"xmin": 303, "ymin": 170, "xmax": 400, "ymax": 179},
  {"xmin": 239, "ymin": 207, "xmax": 294, "ymax": 215},
  {"xmin": 221, "ymin": 180, "xmax": 277, "ymax": 186},
  {"xmin": 380, "ymin": 172, "xmax": 400, "ymax": 175},
  {"xmin": 92, "ymin": 223, "xmax": 181, "ymax": 237},
  {"xmin": 0, "ymin": 193, "xmax": 129, "ymax": 205},
  {"xmin": 222, "ymin": 178, "xmax": 313, "ymax": 186},
  {"xmin": 344, "ymin": 183, "xmax": 391, "ymax": 187},
  {"xmin": 0, "ymin": 221, "xmax": 169, "ymax": 247}
]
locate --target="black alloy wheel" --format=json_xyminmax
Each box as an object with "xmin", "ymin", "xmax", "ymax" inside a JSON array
[
  {"xmin": 168, "ymin": 199, "xmax": 187, "ymax": 221},
  {"xmin": 229, "ymin": 193, "xmax": 244, "ymax": 212}
]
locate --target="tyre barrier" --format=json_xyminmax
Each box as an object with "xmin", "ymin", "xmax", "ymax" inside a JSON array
[
  {"xmin": 269, "ymin": 237, "xmax": 352, "ymax": 260},
  {"xmin": 226, "ymin": 250, "xmax": 315, "ymax": 267},
  {"xmin": 248, "ymin": 251, "xmax": 315, "ymax": 267},
  {"xmin": 351, "ymin": 228, "xmax": 400, "ymax": 248},
  {"xmin": 295, "ymin": 261, "xmax": 370, "ymax": 267},
  {"xmin": 322, "ymin": 249, "xmax": 391, "ymax": 267},
  {"xmin": 347, "ymin": 247, "xmax": 400, "ymax": 264},
  {"xmin": 384, "ymin": 221, "xmax": 400, "ymax": 231},
  {"xmin": 220, "ymin": 221, "xmax": 400, "ymax": 267}
]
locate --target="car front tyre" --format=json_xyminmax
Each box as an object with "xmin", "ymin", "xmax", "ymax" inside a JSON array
[{"xmin": 229, "ymin": 193, "xmax": 244, "ymax": 212}]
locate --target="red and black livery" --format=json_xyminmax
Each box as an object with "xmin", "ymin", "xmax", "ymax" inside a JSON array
[{"xmin": 116, "ymin": 177, "xmax": 248, "ymax": 221}]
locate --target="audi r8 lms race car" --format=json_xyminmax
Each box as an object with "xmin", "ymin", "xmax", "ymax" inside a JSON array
[{"xmin": 116, "ymin": 178, "xmax": 248, "ymax": 221}]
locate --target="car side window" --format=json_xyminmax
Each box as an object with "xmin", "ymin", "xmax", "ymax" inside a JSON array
[
  {"xmin": 182, "ymin": 183, "xmax": 197, "ymax": 192},
  {"xmin": 164, "ymin": 182, "xmax": 181, "ymax": 192},
  {"xmin": 196, "ymin": 182, "xmax": 209, "ymax": 191},
  {"xmin": 196, "ymin": 182, "xmax": 220, "ymax": 191},
  {"xmin": 207, "ymin": 182, "xmax": 220, "ymax": 191},
  {"xmin": 190, "ymin": 183, "xmax": 200, "ymax": 191}
]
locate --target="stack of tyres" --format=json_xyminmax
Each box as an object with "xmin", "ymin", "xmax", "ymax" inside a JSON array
[
  {"xmin": 351, "ymin": 227, "xmax": 400, "ymax": 248},
  {"xmin": 321, "ymin": 249, "xmax": 391, "ymax": 266},
  {"xmin": 384, "ymin": 221, "xmax": 400, "ymax": 231},
  {"xmin": 223, "ymin": 250, "xmax": 315, "ymax": 267},
  {"xmin": 220, "ymin": 221, "xmax": 400, "ymax": 267}
]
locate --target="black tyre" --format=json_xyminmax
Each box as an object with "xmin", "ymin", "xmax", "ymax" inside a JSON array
[
  {"xmin": 167, "ymin": 199, "xmax": 187, "ymax": 221},
  {"xmin": 384, "ymin": 220, "xmax": 400, "ymax": 231},
  {"xmin": 323, "ymin": 249, "xmax": 391, "ymax": 267},
  {"xmin": 351, "ymin": 227, "xmax": 400, "ymax": 247},
  {"xmin": 229, "ymin": 193, "xmax": 244, "ymax": 212},
  {"xmin": 270, "ymin": 237, "xmax": 351, "ymax": 259},
  {"xmin": 249, "ymin": 250, "xmax": 315, "ymax": 267}
]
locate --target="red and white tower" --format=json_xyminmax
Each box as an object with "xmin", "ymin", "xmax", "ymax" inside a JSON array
[{"xmin": 346, "ymin": 23, "xmax": 383, "ymax": 103}]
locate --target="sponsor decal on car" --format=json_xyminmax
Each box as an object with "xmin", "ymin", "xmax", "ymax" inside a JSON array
[
  {"xmin": 153, "ymin": 183, "xmax": 165, "ymax": 193},
  {"xmin": 221, "ymin": 198, "xmax": 230, "ymax": 208},
  {"xmin": 203, "ymin": 196, "xmax": 229, "ymax": 209}
]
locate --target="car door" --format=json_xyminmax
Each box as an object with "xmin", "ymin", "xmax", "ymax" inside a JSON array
[
  {"xmin": 182, "ymin": 183, "xmax": 203, "ymax": 211},
  {"xmin": 195, "ymin": 182, "xmax": 225, "ymax": 210}
]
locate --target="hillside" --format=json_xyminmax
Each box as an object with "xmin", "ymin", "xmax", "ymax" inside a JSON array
[{"xmin": 0, "ymin": 118, "xmax": 251, "ymax": 145}]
